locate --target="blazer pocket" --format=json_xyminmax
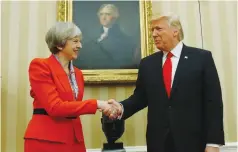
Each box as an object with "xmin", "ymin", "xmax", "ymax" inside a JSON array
[{"xmin": 73, "ymin": 120, "xmax": 84, "ymax": 142}]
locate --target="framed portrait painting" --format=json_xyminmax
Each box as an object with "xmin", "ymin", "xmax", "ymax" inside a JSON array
[{"xmin": 57, "ymin": 0, "xmax": 153, "ymax": 84}]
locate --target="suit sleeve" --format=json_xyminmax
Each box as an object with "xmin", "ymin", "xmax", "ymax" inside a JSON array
[
  {"xmin": 202, "ymin": 51, "xmax": 225, "ymax": 145},
  {"xmin": 29, "ymin": 58, "xmax": 97, "ymax": 117},
  {"xmin": 120, "ymin": 60, "xmax": 148, "ymax": 120}
]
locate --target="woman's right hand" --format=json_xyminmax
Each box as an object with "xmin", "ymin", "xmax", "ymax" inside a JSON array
[
  {"xmin": 97, "ymin": 100, "xmax": 111, "ymax": 111},
  {"xmin": 97, "ymin": 100, "xmax": 118, "ymax": 119}
]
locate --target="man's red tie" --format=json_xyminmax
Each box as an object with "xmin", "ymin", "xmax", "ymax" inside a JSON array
[{"xmin": 163, "ymin": 52, "xmax": 173, "ymax": 98}]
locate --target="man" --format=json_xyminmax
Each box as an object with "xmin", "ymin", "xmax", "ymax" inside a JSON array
[
  {"xmin": 74, "ymin": 4, "xmax": 139, "ymax": 69},
  {"xmin": 104, "ymin": 13, "xmax": 225, "ymax": 152}
]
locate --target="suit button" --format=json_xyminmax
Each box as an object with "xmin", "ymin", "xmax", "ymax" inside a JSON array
[{"xmin": 168, "ymin": 106, "xmax": 172, "ymax": 109}]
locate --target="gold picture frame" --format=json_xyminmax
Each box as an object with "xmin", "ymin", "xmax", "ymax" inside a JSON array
[{"xmin": 57, "ymin": 0, "xmax": 153, "ymax": 84}]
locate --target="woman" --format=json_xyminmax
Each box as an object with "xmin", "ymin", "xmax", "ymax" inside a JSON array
[{"xmin": 24, "ymin": 22, "xmax": 115, "ymax": 152}]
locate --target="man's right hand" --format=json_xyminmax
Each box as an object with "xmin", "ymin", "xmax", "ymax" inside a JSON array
[{"xmin": 103, "ymin": 99, "xmax": 123, "ymax": 120}]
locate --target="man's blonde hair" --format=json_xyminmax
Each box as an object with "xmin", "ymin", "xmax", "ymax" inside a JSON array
[{"xmin": 151, "ymin": 12, "xmax": 184, "ymax": 41}]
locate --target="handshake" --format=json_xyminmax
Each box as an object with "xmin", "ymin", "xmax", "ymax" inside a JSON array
[{"xmin": 97, "ymin": 99, "xmax": 123, "ymax": 120}]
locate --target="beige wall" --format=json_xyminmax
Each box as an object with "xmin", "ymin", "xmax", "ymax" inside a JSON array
[
  {"xmin": 1, "ymin": 1, "xmax": 237, "ymax": 152},
  {"xmin": 199, "ymin": 1, "xmax": 237, "ymax": 141}
]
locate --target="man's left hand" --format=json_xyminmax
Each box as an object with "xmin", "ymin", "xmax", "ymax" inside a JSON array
[{"xmin": 205, "ymin": 146, "xmax": 219, "ymax": 152}]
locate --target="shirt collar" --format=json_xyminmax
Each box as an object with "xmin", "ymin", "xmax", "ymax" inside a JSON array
[{"xmin": 163, "ymin": 41, "xmax": 183, "ymax": 58}]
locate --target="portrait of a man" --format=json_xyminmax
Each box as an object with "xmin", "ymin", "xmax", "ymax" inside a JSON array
[{"xmin": 73, "ymin": 1, "xmax": 141, "ymax": 69}]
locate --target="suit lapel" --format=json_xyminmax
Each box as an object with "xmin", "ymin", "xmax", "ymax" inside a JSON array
[
  {"xmin": 47, "ymin": 55, "xmax": 73, "ymax": 93},
  {"xmin": 153, "ymin": 51, "xmax": 163, "ymax": 80},
  {"xmin": 153, "ymin": 51, "xmax": 168, "ymax": 97},
  {"xmin": 170, "ymin": 45, "xmax": 191, "ymax": 97}
]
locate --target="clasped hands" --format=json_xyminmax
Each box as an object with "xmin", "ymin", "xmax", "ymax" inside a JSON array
[{"xmin": 97, "ymin": 99, "xmax": 122, "ymax": 119}]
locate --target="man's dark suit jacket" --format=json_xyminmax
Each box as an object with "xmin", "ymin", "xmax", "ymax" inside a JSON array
[{"xmin": 121, "ymin": 44, "xmax": 225, "ymax": 152}]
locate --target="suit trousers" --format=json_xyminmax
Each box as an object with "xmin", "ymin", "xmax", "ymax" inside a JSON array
[{"xmin": 24, "ymin": 138, "xmax": 86, "ymax": 152}]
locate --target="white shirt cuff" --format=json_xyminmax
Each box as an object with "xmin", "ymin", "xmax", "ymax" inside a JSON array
[
  {"xmin": 117, "ymin": 103, "xmax": 124, "ymax": 120},
  {"xmin": 206, "ymin": 144, "xmax": 220, "ymax": 147}
]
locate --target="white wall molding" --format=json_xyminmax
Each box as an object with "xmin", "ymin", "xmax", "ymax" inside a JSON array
[
  {"xmin": 87, "ymin": 142, "xmax": 237, "ymax": 152},
  {"xmin": 219, "ymin": 142, "xmax": 238, "ymax": 152}
]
